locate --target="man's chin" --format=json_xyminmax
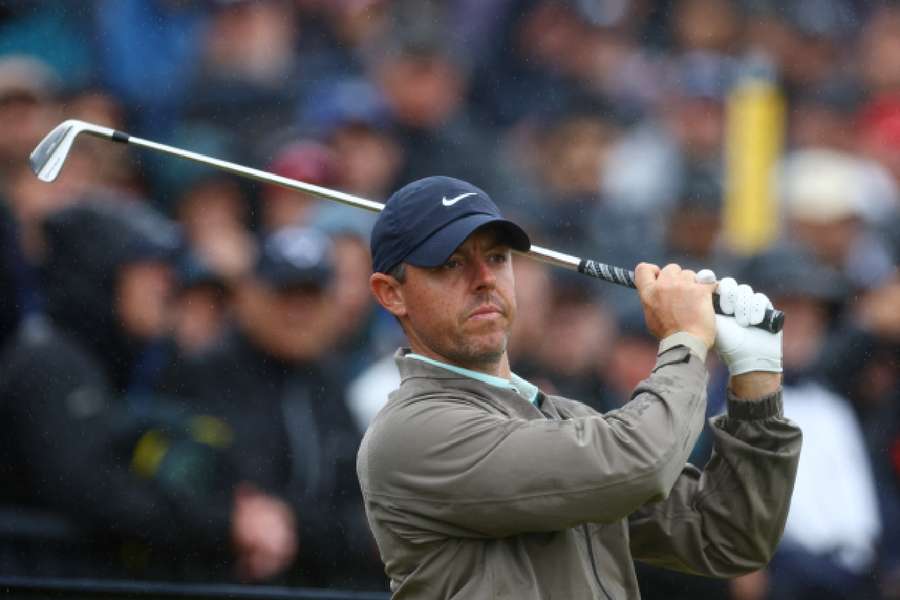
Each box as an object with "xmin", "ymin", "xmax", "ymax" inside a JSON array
[{"xmin": 460, "ymin": 333, "xmax": 508, "ymax": 362}]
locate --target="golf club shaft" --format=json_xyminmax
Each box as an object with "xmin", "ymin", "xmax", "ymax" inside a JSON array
[{"xmin": 65, "ymin": 124, "xmax": 786, "ymax": 333}]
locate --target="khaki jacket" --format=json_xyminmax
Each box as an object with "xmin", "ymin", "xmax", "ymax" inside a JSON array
[{"xmin": 357, "ymin": 345, "xmax": 802, "ymax": 599}]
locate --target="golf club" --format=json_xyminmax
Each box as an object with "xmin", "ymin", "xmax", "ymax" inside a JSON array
[{"xmin": 30, "ymin": 119, "xmax": 784, "ymax": 333}]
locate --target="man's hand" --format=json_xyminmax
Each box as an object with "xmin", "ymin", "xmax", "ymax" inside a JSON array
[
  {"xmin": 635, "ymin": 262, "xmax": 716, "ymax": 348},
  {"xmin": 231, "ymin": 483, "xmax": 298, "ymax": 582},
  {"xmin": 707, "ymin": 274, "xmax": 782, "ymax": 399},
  {"xmin": 712, "ymin": 276, "xmax": 782, "ymax": 375}
]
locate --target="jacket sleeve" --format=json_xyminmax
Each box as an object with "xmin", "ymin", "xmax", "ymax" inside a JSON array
[
  {"xmin": 628, "ymin": 390, "xmax": 802, "ymax": 577},
  {"xmin": 360, "ymin": 346, "xmax": 708, "ymax": 538}
]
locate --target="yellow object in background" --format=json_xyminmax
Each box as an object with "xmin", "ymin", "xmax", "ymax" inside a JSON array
[{"xmin": 724, "ymin": 77, "xmax": 785, "ymax": 254}]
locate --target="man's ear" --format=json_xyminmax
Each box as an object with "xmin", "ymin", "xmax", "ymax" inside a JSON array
[{"xmin": 370, "ymin": 272, "xmax": 407, "ymax": 318}]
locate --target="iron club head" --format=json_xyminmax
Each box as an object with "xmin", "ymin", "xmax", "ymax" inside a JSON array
[{"xmin": 29, "ymin": 119, "xmax": 117, "ymax": 182}]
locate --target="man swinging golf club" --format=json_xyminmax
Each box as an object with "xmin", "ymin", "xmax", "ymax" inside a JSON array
[{"xmin": 358, "ymin": 176, "xmax": 801, "ymax": 599}]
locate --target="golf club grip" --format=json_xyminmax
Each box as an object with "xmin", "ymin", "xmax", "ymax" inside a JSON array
[{"xmin": 577, "ymin": 259, "xmax": 785, "ymax": 334}]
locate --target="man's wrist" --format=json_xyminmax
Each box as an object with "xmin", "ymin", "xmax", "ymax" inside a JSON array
[
  {"xmin": 659, "ymin": 331, "xmax": 708, "ymax": 363},
  {"xmin": 729, "ymin": 371, "xmax": 782, "ymax": 400}
]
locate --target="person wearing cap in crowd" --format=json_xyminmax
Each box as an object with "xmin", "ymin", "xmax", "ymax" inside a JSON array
[
  {"xmin": 357, "ymin": 175, "xmax": 801, "ymax": 598},
  {"xmin": 162, "ymin": 123, "xmax": 258, "ymax": 285},
  {"xmin": 0, "ymin": 199, "xmax": 242, "ymax": 580},
  {"xmin": 779, "ymin": 148, "xmax": 896, "ymax": 290},
  {"xmin": 161, "ymin": 225, "xmax": 384, "ymax": 589},
  {"xmin": 0, "ymin": 55, "xmax": 59, "ymax": 176},
  {"xmin": 169, "ymin": 250, "xmax": 233, "ymax": 356},
  {"xmin": 261, "ymin": 139, "xmax": 338, "ymax": 233},
  {"xmin": 739, "ymin": 243, "xmax": 883, "ymax": 600},
  {"xmin": 373, "ymin": 35, "xmax": 495, "ymax": 187},
  {"xmin": 301, "ymin": 77, "xmax": 404, "ymax": 204},
  {"xmin": 661, "ymin": 164, "xmax": 739, "ymax": 277}
]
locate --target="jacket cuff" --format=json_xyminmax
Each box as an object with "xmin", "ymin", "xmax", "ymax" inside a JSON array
[
  {"xmin": 658, "ymin": 331, "xmax": 708, "ymax": 363},
  {"xmin": 726, "ymin": 388, "xmax": 784, "ymax": 420}
]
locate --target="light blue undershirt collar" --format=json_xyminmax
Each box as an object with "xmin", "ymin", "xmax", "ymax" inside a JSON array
[{"xmin": 407, "ymin": 353, "xmax": 540, "ymax": 405}]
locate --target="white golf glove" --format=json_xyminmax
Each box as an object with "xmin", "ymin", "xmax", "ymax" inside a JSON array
[{"xmin": 696, "ymin": 270, "xmax": 783, "ymax": 375}]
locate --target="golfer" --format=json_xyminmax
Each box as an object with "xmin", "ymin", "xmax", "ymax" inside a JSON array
[{"xmin": 358, "ymin": 176, "xmax": 801, "ymax": 599}]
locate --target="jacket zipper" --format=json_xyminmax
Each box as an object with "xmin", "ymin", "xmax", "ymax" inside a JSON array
[
  {"xmin": 582, "ymin": 524, "xmax": 614, "ymax": 600},
  {"xmin": 546, "ymin": 399, "xmax": 614, "ymax": 600}
]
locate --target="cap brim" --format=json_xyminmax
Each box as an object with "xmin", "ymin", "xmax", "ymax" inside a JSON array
[
  {"xmin": 256, "ymin": 264, "xmax": 332, "ymax": 291},
  {"xmin": 404, "ymin": 213, "xmax": 530, "ymax": 268}
]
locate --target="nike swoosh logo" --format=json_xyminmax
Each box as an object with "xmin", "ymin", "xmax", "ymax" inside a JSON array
[{"xmin": 442, "ymin": 192, "xmax": 477, "ymax": 206}]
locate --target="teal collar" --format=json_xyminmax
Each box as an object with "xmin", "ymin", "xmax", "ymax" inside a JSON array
[{"xmin": 407, "ymin": 353, "xmax": 540, "ymax": 405}]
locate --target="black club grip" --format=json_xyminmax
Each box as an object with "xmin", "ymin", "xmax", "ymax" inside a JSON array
[{"xmin": 577, "ymin": 259, "xmax": 785, "ymax": 334}]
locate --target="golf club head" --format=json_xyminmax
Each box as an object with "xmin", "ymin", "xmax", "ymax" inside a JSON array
[{"xmin": 29, "ymin": 119, "xmax": 115, "ymax": 182}]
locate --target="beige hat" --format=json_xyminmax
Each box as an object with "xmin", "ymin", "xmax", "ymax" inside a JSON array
[
  {"xmin": 0, "ymin": 55, "xmax": 58, "ymax": 102},
  {"xmin": 779, "ymin": 149, "xmax": 866, "ymax": 222}
]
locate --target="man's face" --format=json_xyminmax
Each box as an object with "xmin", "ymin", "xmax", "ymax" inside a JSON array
[
  {"xmin": 239, "ymin": 281, "xmax": 336, "ymax": 362},
  {"xmin": 393, "ymin": 227, "xmax": 517, "ymax": 369},
  {"xmin": 116, "ymin": 261, "xmax": 174, "ymax": 339}
]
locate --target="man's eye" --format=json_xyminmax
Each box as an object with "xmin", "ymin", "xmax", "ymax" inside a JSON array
[
  {"xmin": 490, "ymin": 252, "xmax": 508, "ymax": 264},
  {"xmin": 444, "ymin": 258, "xmax": 462, "ymax": 269}
]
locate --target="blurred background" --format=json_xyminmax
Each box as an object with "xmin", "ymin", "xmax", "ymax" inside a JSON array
[{"xmin": 0, "ymin": 0, "xmax": 898, "ymax": 599}]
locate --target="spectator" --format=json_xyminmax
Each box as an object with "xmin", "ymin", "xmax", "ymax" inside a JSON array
[
  {"xmin": 260, "ymin": 139, "xmax": 337, "ymax": 233},
  {"xmin": 516, "ymin": 272, "xmax": 616, "ymax": 406},
  {"xmin": 373, "ymin": 35, "xmax": 494, "ymax": 187},
  {"xmin": 603, "ymin": 51, "xmax": 736, "ymax": 216},
  {"xmin": 0, "ymin": 55, "xmax": 60, "ymax": 178},
  {"xmin": 774, "ymin": 0, "xmax": 859, "ymax": 99},
  {"xmin": 161, "ymin": 226, "xmax": 384, "ymax": 590},
  {"xmin": 320, "ymin": 223, "xmax": 380, "ymax": 377},
  {"xmin": 820, "ymin": 275, "xmax": 900, "ymax": 596},
  {"xmin": 0, "ymin": 1, "xmax": 93, "ymax": 90},
  {"xmin": 0, "ymin": 200, "xmax": 23, "ymax": 348},
  {"xmin": 789, "ymin": 79, "xmax": 863, "ymax": 152},
  {"xmin": 779, "ymin": 148, "xmax": 896, "ymax": 290},
  {"xmin": 670, "ymin": 0, "xmax": 743, "ymax": 56},
  {"xmin": 468, "ymin": 0, "xmax": 590, "ymax": 127},
  {"xmin": 0, "ymin": 59, "xmax": 102, "ymax": 266},
  {"xmin": 185, "ymin": 0, "xmax": 303, "ymax": 149},
  {"xmin": 661, "ymin": 163, "xmax": 739, "ymax": 275},
  {"xmin": 162, "ymin": 124, "xmax": 258, "ymax": 283},
  {"xmin": 743, "ymin": 243, "xmax": 882, "ymax": 600},
  {"xmin": 93, "ymin": 0, "xmax": 208, "ymax": 136},
  {"xmin": 59, "ymin": 87, "xmax": 142, "ymax": 195},
  {"xmin": 302, "ymin": 77, "xmax": 404, "ymax": 202},
  {"xmin": 170, "ymin": 252, "xmax": 232, "ymax": 356},
  {"xmin": 0, "ymin": 199, "xmax": 241, "ymax": 580}
]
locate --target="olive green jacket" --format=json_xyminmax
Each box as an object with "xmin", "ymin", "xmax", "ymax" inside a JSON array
[{"xmin": 357, "ymin": 345, "xmax": 802, "ymax": 599}]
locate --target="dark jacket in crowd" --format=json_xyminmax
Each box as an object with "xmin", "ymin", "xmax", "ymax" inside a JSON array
[
  {"xmin": 161, "ymin": 328, "xmax": 384, "ymax": 590},
  {"xmin": 0, "ymin": 201, "xmax": 26, "ymax": 349},
  {"xmin": 0, "ymin": 200, "xmax": 235, "ymax": 579}
]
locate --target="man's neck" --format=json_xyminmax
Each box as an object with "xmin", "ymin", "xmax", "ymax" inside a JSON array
[{"xmin": 408, "ymin": 344, "xmax": 511, "ymax": 379}]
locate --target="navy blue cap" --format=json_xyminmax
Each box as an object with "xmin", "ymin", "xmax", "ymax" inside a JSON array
[
  {"xmin": 370, "ymin": 176, "xmax": 531, "ymax": 274},
  {"xmin": 256, "ymin": 226, "xmax": 334, "ymax": 290}
]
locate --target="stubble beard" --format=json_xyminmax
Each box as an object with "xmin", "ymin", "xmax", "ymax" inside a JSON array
[{"xmin": 448, "ymin": 331, "xmax": 508, "ymax": 371}]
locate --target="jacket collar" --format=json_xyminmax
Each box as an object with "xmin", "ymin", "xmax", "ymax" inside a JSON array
[{"xmin": 393, "ymin": 348, "xmax": 549, "ymax": 419}]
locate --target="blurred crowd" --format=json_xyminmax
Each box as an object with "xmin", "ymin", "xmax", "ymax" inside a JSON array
[{"xmin": 0, "ymin": 0, "xmax": 899, "ymax": 598}]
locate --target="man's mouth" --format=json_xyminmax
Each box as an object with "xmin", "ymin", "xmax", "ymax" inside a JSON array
[{"xmin": 468, "ymin": 305, "xmax": 504, "ymax": 320}]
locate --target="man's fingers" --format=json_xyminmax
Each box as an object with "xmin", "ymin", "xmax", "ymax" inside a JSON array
[
  {"xmin": 633, "ymin": 262, "xmax": 661, "ymax": 290},
  {"xmin": 714, "ymin": 276, "xmax": 773, "ymax": 327},
  {"xmin": 660, "ymin": 263, "xmax": 682, "ymax": 278},
  {"xmin": 695, "ymin": 269, "xmax": 717, "ymax": 284},
  {"xmin": 749, "ymin": 292, "xmax": 771, "ymax": 325},
  {"xmin": 735, "ymin": 284, "xmax": 754, "ymax": 327},
  {"xmin": 717, "ymin": 277, "xmax": 738, "ymax": 315}
]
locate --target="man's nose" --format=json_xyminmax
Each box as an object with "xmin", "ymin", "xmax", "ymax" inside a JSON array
[{"xmin": 471, "ymin": 256, "xmax": 497, "ymax": 290}]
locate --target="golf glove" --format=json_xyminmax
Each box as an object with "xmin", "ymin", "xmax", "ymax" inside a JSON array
[{"xmin": 696, "ymin": 270, "xmax": 783, "ymax": 375}]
